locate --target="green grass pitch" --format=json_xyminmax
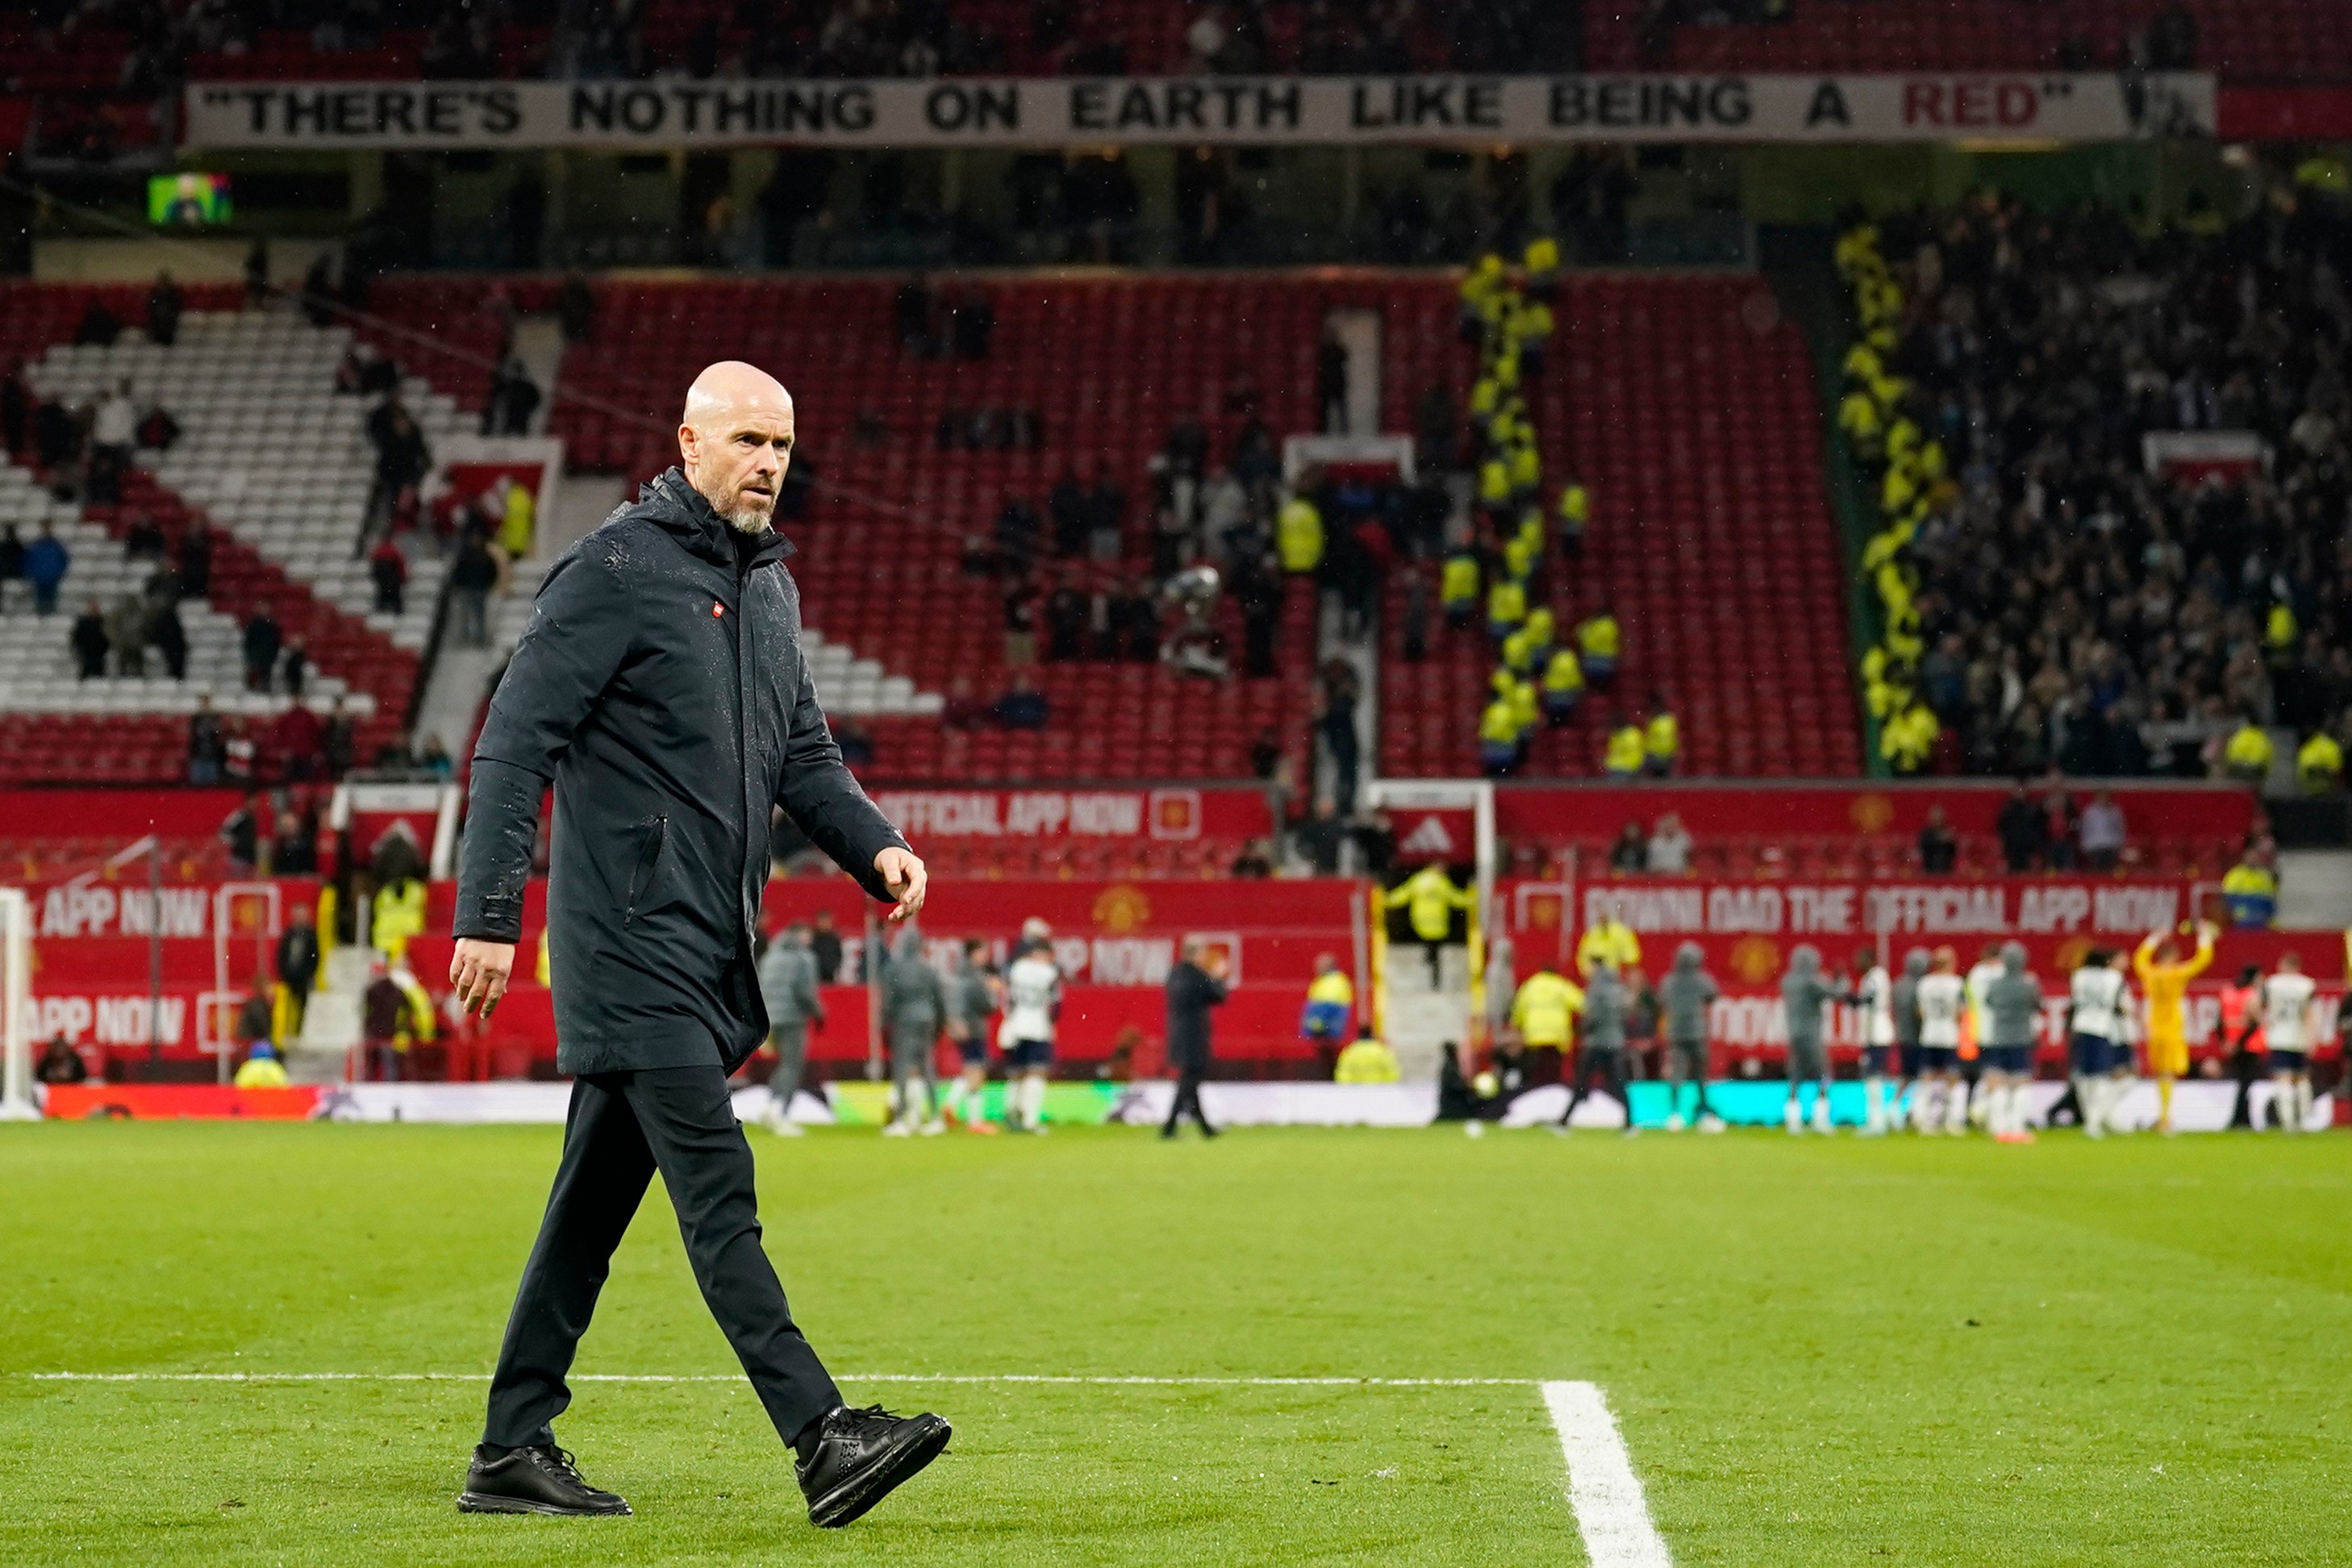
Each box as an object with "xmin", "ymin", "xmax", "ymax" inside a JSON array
[{"xmin": 2, "ymin": 1120, "xmax": 2348, "ymax": 1566}]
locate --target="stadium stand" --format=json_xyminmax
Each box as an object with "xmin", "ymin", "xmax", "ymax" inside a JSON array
[
  {"xmin": 393, "ymin": 272, "xmax": 1348, "ymax": 787},
  {"xmin": 1832, "ymin": 180, "xmax": 2352, "ymax": 784},
  {"xmin": 22, "ymin": 0, "xmax": 2343, "ymax": 82},
  {"xmin": 23, "ymin": 0, "xmax": 1575, "ymax": 85},
  {"xmin": 341, "ymin": 267, "xmax": 1863, "ymax": 790},
  {"xmin": 1383, "ymin": 273, "xmax": 1862, "ymax": 780},
  {"xmin": 0, "ymin": 283, "xmax": 463, "ymax": 783},
  {"xmin": 1585, "ymin": 0, "xmax": 2348, "ymax": 79}
]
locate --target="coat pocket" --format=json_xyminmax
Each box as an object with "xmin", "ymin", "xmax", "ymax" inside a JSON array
[{"xmin": 622, "ymin": 814, "xmax": 669, "ymax": 926}]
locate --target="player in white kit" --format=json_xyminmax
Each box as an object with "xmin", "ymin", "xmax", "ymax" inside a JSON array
[
  {"xmin": 2260, "ymin": 953, "xmax": 2320, "ymax": 1135},
  {"xmin": 2066, "ymin": 948, "xmax": 2133, "ymax": 1138},
  {"xmin": 1912, "ymin": 948, "xmax": 1969, "ymax": 1135},
  {"xmin": 998, "ymin": 927, "xmax": 1063, "ymax": 1134},
  {"xmin": 1851, "ymin": 945, "xmax": 1899, "ymax": 1136},
  {"xmin": 1962, "ymin": 942, "xmax": 2004, "ymax": 1129}
]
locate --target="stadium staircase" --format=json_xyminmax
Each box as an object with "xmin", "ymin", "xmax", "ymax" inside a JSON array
[
  {"xmin": 0, "ymin": 287, "xmax": 476, "ymax": 781},
  {"xmin": 1379, "ymin": 274, "xmax": 1863, "ymax": 781},
  {"xmin": 1379, "ymin": 946, "xmax": 1473, "ymax": 1085}
]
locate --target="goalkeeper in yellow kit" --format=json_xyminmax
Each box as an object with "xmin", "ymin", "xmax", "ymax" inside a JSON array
[{"xmin": 2134, "ymin": 921, "xmax": 2216, "ymax": 1135}]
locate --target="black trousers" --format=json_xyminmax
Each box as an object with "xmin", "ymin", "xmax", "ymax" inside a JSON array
[
  {"xmin": 1163, "ymin": 1063, "xmax": 1216, "ymax": 1135},
  {"xmin": 1560, "ymin": 1048, "xmax": 1628, "ymax": 1124},
  {"xmin": 483, "ymin": 1065, "xmax": 840, "ymax": 1451},
  {"xmin": 2229, "ymin": 1046, "xmax": 2267, "ymax": 1129}
]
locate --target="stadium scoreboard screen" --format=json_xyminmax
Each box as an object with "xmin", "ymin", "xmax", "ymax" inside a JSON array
[{"xmin": 148, "ymin": 172, "xmax": 232, "ymax": 227}]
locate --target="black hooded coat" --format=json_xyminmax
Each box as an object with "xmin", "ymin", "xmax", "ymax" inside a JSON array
[{"xmin": 455, "ymin": 469, "xmax": 908, "ymax": 1074}]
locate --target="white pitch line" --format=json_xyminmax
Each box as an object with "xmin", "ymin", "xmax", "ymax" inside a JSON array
[
  {"xmin": 26, "ymin": 1369, "xmax": 1662, "ymax": 1559},
  {"xmin": 19, "ymin": 1371, "xmax": 1538, "ymax": 1387},
  {"xmin": 1542, "ymin": 1381, "xmax": 1673, "ymax": 1568}
]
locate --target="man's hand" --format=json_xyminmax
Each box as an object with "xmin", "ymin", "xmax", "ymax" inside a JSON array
[
  {"xmin": 876, "ymin": 846, "xmax": 927, "ymax": 924},
  {"xmin": 451, "ymin": 938, "xmax": 517, "ymax": 1018}
]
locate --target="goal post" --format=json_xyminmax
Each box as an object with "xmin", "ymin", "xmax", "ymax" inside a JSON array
[{"xmin": 1, "ymin": 886, "xmax": 34, "ymax": 1120}]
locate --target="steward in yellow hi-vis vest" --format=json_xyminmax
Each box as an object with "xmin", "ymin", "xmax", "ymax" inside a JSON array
[{"xmin": 1603, "ymin": 721, "xmax": 1645, "ymax": 779}]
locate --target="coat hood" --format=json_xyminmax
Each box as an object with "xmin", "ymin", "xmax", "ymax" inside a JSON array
[
  {"xmin": 1788, "ymin": 944, "xmax": 1820, "ymax": 978},
  {"xmin": 1904, "ymin": 948, "xmax": 1931, "ymax": 978},
  {"xmin": 637, "ymin": 468, "xmax": 795, "ymax": 571},
  {"xmin": 1674, "ymin": 941, "xmax": 1704, "ymax": 973},
  {"xmin": 2000, "ymin": 941, "xmax": 2027, "ymax": 975}
]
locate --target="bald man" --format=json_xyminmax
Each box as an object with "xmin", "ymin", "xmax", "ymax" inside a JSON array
[{"xmin": 451, "ymin": 362, "xmax": 948, "ymax": 1527}]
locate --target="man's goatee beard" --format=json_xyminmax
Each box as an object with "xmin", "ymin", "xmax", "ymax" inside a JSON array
[{"xmin": 695, "ymin": 479, "xmax": 774, "ymax": 533}]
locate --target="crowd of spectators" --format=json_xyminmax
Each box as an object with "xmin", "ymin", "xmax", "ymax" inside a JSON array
[
  {"xmin": 185, "ymin": 690, "xmax": 365, "ymax": 786},
  {"xmin": 1624, "ymin": 0, "xmax": 2200, "ymax": 73},
  {"xmin": 1838, "ymin": 165, "xmax": 2352, "ymax": 791},
  {"xmin": 0, "ymin": 281, "xmax": 186, "ymax": 513},
  {"xmin": 10, "ymin": 0, "xmax": 1586, "ymax": 91}
]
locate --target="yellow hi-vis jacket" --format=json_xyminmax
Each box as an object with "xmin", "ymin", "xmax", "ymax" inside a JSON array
[
  {"xmin": 1487, "ymin": 578, "xmax": 1527, "ymax": 630},
  {"xmin": 1645, "ymin": 711, "xmax": 1679, "ymax": 765},
  {"xmin": 1542, "ymin": 648, "xmax": 1586, "ymax": 700},
  {"xmin": 2223, "ymin": 724, "xmax": 2275, "ymax": 778},
  {"xmin": 1307, "ymin": 970, "xmax": 1354, "ymax": 1008},
  {"xmin": 1576, "ymin": 920, "xmax": 1641, "ymax": 978},
  {"xmin": 1604, "ymin": 724, "xmax": 1646, "ymax": 775},
  {"xmin": 1511, "ymin": 970, "xmax": 1587, "ymax": 1048},
  {"xmin": 1502, "ymin": 530, "xmax": 1539, "ymax": 582},
  {"xmin": 1508, "ymin": 678, "xmax": 1541, "ymax": 735},
  {"xmin": 1277, "ymin": 496, "xmax": 1324, "ymax": 573},
  {"xmin": 1578, "ymin": 615, "xmax": 1620, "ymax": 662},
  {"xmin": 1387, "ymin": 865, "xmax": 1473, "ymax": 942},
  {"xmin": 1556, "ymin": 483, "xmax": 1589, "ymax": 531},
  {"xmin": 2298, "ymin": 732, "xmax": 2343, "ymax": 792},
  {"xmin": 1478, "ymin": 458, "xmax": 1512, "ymax": 508},
  {"xmin": 498, "ymin": 483, "xmax": 536, "ymax": 557},
  {"xmin": 234, "ymin": 1054, "xmax": 290, "ymax": 1089},
  {"xmin": 1501, "ymin": 626, "xmax": 1538, "ymax": 676},
  {"xmin": 1441, "ymin": 553, "xmax": 1480, "ymax": 609},
  {"xmin": 371, "ymin": 879, "xmax": 427, "ymax": 961},
  {"xmin": 1480, "ymin": 697, "xmax": 1521, "ymax": 750},
  {"xmin": 1333, "ymin": 1036, "xmax": 1402, "ymax": 1083}
]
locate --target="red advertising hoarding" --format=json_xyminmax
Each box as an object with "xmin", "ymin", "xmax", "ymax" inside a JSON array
[{"xmin": 1487, "ymin": 782, "xmax": 2256, "ymax": 845}]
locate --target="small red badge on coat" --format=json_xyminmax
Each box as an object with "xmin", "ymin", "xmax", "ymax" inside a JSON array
[{"xmin": 713, "ymin": 603, "xmax": 724, "ymax": 617}]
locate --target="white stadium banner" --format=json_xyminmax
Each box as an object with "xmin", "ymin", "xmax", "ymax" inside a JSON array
[{"xmin": 181, "ymin": 72, "xmax": 2216, "ymax": 151}]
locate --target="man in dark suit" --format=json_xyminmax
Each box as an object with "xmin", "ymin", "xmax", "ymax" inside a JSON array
[
  {"xmin": 448, "ymin": 361, "xmax": 949, "ymax": 1528},
  {"xmin": 1161, "ymin": 938, "xmax": 1229, "ymax": 1138}
]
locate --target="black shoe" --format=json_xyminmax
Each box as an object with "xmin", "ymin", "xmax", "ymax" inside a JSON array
[
  {"xmin": 796, "ymin": 1403, "xmax": 952, "ymax": 1528},
  {"xmin": 457, "ymin": 1445, "xmax": 632, "ymax": 1516}
]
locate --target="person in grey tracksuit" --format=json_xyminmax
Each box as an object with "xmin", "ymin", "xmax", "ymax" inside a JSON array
[
  {"xmin": 757, "ymin": 921, "xmax": 825, "ymax": 1132},
  {"xmin": 940, "ymin": 938, "xmax": 999, "ymax": 1128},
  {"xmin": 878, "ymin": 926, "xmax": 947, "ymax": 1133},
  {"xmin": 1558, "ymin": 961, "xmax": 1635, "ymax": 1133},
  {"xmin": 1891, "ymin": 948, "xmax": 1929, "ymax": 1084},
  {"xmin": 1980, "ymin": 941, "xmax": 2044, "ymax": 1142},
  {"xmin": 1781, "ymin": 944, "xmax": 1839, "ymax": 1134},
  {"xmin": 1656, "ymin": 941, "xmax": 1719, "ymax": 1129}
]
